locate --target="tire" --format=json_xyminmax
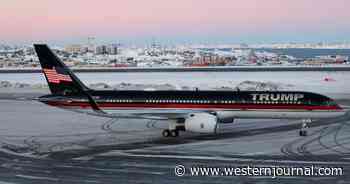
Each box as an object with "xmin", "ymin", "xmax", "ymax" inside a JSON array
[
  {"xmin": 170, "ymin": 130, "xmax": 179, "ymax": 137},
  {"xmin": 299, "ymin": 130, "xmax": 307, "ymax": 136},
  {"xmin": 162, "ymin": 130, "xmax": 170, "ymax": 137},
  {"xmin": 303, "ymin": 131, "xmax": 308, "ymax": 136}
]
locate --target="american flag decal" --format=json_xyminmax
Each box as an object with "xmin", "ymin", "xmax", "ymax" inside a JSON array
[{"xmin": 43, "ymin": 67, "xmax": 72, "ymax": 84}]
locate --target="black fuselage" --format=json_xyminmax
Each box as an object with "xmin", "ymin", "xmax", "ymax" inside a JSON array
[{"xmin": 39, "ymin": 90, "xmax": 341, "ymax": 111}]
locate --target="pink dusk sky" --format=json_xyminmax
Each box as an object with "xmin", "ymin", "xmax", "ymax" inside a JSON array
[{"xmin": 1, "ymin": 0, "xmax": 349, "ymax": 44}]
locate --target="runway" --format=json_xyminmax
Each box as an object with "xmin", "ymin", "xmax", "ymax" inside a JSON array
[{"xmin": 1, "ymin": 95, "xmax": 350, "ymax": 183}]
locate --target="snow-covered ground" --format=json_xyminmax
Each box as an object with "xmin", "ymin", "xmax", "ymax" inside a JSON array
[
  {"xmin": 1, "ymin": 71, "xmax": 350, "ymax": 184},
  {"xmin": 1, "ymin": 71, "xmax": 350, "ymax": 98},
  {"xmin": 0, "ymin": 71, "xmax": 348, "ymax": 156}
]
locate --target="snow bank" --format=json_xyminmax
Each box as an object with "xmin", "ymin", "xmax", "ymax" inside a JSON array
[{"xmin": 0, "ymin": 80, "xmax": 291, "ymax": 91}]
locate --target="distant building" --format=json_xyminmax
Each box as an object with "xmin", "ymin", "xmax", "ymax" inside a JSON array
[
  {"xmin": 107, "ymin": 44, "xmax": 119, "ymax": 55},
  {"xmin": 190, "ymin": 54, "xmax": 234, "ymax": 66},
  {"xmin": 304, "ymin": 55, "xmax": 348, "ymax": 65},
  {"xmin": 64, "ymin": 44, "xmax": 83, "ymax": 54},
  {"xmin": 95, "ymin": 45, "xmax": 108, "ymax": 55},
  {"xmin": 80, "ymin": 46, "xmax": 89, "ymax": 54}
]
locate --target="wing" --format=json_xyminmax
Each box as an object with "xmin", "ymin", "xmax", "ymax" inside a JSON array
[{"xmin": 81, "ymin": 109, "xmax": 215, "ymax": 120}]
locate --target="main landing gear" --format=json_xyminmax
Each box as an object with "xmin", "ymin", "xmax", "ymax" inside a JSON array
[
  {"xmin": 162, "ymin": 129, "xmax": 179, "ymax": 137},
  {"xmin": 299, "ymin": 119, "xmax": 311, "ymax": 136},
  {"xmin": 162, "ymin": 118, "xmax": 185, "ymax": 138}
]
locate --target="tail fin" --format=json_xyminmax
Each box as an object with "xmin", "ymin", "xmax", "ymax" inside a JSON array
[{"xmin": 34, "ymin": 44, "xmax": 89, "ymax": 95}]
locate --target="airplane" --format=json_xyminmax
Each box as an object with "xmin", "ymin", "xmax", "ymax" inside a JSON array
[{"xmin": 34, "ymin": 44, "xmax": 346, "ymax": 137}]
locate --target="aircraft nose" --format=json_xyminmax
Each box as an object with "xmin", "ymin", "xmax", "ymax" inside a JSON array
[{"xmin": 336, "ymin": 104, "xmax": 344, "ymax": 110}]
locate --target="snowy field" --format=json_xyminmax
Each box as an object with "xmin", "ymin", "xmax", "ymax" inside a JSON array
[{"xmin": 1, "ymin": 71, "xmax": 350, "ymax": 97}]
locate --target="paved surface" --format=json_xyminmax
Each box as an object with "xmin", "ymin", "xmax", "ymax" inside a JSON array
[{"xmin": 1, "ymin": 95, "xmax": 350, "ymax": 183}]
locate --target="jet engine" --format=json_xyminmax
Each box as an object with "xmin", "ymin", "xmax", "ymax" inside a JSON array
[
  {"xmin": 185, "ymin": 113, "xmax": 218, "ymax": 133},
  {"xmin": 215, "ymin": 111, "xmax": 235, "ymax": 124}
]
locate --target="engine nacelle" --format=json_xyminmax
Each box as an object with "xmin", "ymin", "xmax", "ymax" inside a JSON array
[
  {"xmin": 185, "ymin": 113, "xmax": 218, "ymax": 133},
  {"xmin": 216, "ymin": 111, "xmax": 235, "ymax": 124}
]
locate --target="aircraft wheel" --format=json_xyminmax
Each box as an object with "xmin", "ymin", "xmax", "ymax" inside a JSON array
[
  {"xmin": 303, "ymin": 131, "xmax": 308, "ymax": 136},
  {"xmin": 170, "ymin": 130, "xmax": 179, "ymax": 137},
  {"xmin": 299, "ymin": 130, "xmax": 307, "ymax": 136},
  {"xmin": 162, "ymin": 129, "xmax": 170, "ymax": 137}
]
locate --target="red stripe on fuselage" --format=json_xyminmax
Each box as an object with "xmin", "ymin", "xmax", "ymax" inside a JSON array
[{"xmin": 46, "ymin": 101, "xmax": 343, "ymax": 111}]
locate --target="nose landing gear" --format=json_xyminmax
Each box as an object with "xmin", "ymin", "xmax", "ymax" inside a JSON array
[{"xmin": 299, "ymin": 119, "xmax": 311, "ymax": 136}]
